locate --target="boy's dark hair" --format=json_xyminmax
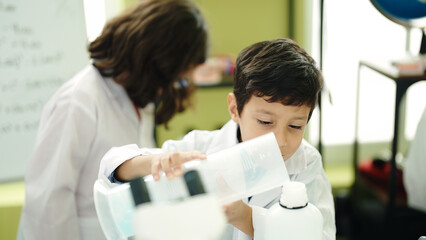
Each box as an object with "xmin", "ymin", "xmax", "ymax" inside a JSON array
[
  {"xmin": 88, "ymin": 0, "xmax": 208, "ymax": 125},
  {"xmin": 233, "ymin": 38, "xmax": 322, "ymax": 120}
]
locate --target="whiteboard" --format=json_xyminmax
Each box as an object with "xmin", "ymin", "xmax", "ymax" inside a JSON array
[{"xmin": 0, "ymin": 0, "xmax": 89, "ymax": 181}]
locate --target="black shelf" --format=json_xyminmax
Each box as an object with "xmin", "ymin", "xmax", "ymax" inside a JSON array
[{"xmin": 351, "ymin": 59, "xmax": 426, "ymax": 239}]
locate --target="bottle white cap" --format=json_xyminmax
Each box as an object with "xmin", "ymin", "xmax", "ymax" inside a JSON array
[{"xmin": 279, "ymin": 181, "xmax": 308, "ymax": 209}]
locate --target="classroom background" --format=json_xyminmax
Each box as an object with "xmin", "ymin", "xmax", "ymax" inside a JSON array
[{"xmin": 1, "ymin": 0, "xmax": 426, "ymax": 239}]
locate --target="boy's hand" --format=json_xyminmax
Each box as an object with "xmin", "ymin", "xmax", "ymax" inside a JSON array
[
  {"xmin": 115, "ymin": 151, "xmax": 206, "ymax": 182},
  {"xmin": 151, "ymin": 151, "xmax": 206, "ymax": 180},
  {"xmin": 222, "ymin": 200, "xmax": 254, "ymax": 237}
]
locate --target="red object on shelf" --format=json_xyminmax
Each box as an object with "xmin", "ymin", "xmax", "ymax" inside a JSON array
[{"xmin": 357, "ymin": 158, "xmax": 407, "ymax": 205}]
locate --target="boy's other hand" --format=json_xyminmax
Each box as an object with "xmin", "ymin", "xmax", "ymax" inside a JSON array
[
  {"xmin": 151, "ymin": 151, "xmax": 206, "ymax": 181},
  {"xmin": 222, "ymin": 200, "xmax": 254, "ymax": 237}
]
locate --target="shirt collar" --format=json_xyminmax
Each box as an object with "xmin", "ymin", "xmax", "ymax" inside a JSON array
[
  {"xmin": 93, "ymin": 66, "xmax": 142, "ymax": 125},
  {"xmin": 104, "ymin": 76, "xmax": 128, "ymax": 101},
  {"xmin": 89, "ymin": 64, "xmax": 128, "ymax": 101}
]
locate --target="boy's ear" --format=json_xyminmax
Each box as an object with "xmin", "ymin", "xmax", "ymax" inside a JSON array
[{"xmin": 227, "ymin": 93, "xmax": 240, "ymax": 124}]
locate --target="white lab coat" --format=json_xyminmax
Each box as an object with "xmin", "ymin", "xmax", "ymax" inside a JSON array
[
  {"xmin": 404, "ymin": 106, "xmax": 426, "ymax": 213},
  {"xmin": 18, "ymin": 65, "xmax": 156, "ymax": 240},
  {"xmin": 100, "ymin": 120, "xmax": 336, "ymax": 240}
]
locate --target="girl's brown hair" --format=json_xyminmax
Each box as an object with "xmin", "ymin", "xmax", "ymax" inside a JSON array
[{"xmin": 88, "ymin": 0, "xmax": 208, "ymax": 125}]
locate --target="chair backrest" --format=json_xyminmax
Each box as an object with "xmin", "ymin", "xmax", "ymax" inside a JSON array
[{"xmin": 93, "ymin": 179, "xmax": 135, "ymax": 240}]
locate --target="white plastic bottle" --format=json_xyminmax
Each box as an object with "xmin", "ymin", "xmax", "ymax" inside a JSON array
[
  {"xmin": 264, "ymin": 181, "xmax": 323, "ymax": 240},
  {"xmin": 130, "ymin": 176, "xmax": 178, "ymax": 240},
  {"xmin": 130, "ymin": 170, "xmax": 226, "ymax": 240}
]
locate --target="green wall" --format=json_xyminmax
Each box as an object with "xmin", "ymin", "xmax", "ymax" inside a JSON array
[
  {"xmin": 124, "ymin": 0, "xmax": 297, "ymax": 55},
  {"xmin": 156, "ymin": 86, "xmax": 233, "ymax": 145},
  {"xmin": 193, "ymin": 0, "xmax": 290, "ymax": 56}
]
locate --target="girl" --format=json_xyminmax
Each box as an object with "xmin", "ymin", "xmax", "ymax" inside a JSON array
[{"xmin": 19, "ymin": 0, "xmax": 208, "ymax": 239}]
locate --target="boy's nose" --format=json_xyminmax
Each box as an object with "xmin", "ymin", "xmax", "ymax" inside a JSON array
[{"xmin": 273, "ymin": 131, "xmax": 287, "ymax": 150}]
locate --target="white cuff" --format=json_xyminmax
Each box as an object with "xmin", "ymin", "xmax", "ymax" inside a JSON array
[{"xmin": 100, "ymin": 144, "xmax": 164, "ymax": 182}]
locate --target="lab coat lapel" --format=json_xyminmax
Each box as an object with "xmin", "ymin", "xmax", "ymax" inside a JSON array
[
  {"xmin": 103, "ymin": 76, "xmax": 140, "ymax": 128},
  {"xmin": 248, "ymin": 186, "xmax": 282, "ymax": 208},
  {"xmin": 138, "ymin": 103, "xmax": 156, "ymax": 148}
]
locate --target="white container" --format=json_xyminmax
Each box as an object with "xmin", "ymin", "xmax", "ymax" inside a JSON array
[
  {"xmin": 190, "ymin": 132, "xmax": 288, "ymax": 204},
  {"xmin": 132, "ymin": 194, "xmax": 226, "ymax": 240},
  {"xmin": 93, "ymin": 179, "xmax": 131, "ymax": 240},
  {"xmin": 264, "ymin": 181, "xmax": 323, "ymax": 240},
  {"xmin": 132, "ymin": 170, "xmax": 227, "ymax": 240}
]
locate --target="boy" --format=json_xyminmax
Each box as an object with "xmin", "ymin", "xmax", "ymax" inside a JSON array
[{"xmin": 99, "ymin": 38, "xmax": 336, "ymax": 239}]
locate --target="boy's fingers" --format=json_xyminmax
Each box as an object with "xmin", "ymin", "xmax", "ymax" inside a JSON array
[
  {"xmin": 168, "ymin": 151, "xmax": 206, "ymax": 167},
  {"xmin": 151, "ymin": 151, "xmax": 206, "ymax": 180},
  {"xmin": 173, "ymin": 166, "xmax": 183, "ymax": 176},
  {"xmin": 192, "ymin": 150, "xmax": 207, "ymax": 160},
  {"xmin": 169, "ymin": 152, "xmax": 183, "ymax": 177},
  {"xmin": 170, "ymin": 151, "xmax": 206, "ymax": 178},
  {"xmin": 151, "ymin": 159, "xmax": 161, "ymax": 181},
  {"xmin": 169, "ymin": 152, "xmax": 182, "ymax": 166},
  {"xmin": 179, "ymin": 151, "xmax": 206, "ymax": 164},
  {"xmin": 161, "ymin": 154, "xmax": 173, "ymax": 179}
]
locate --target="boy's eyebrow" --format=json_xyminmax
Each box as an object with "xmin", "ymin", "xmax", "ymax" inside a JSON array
[
  {"xmin": 291, "ymin": 116, "xmax": 308, "ymax": 121},
  {"xmin": 255, "ymin": 109, "xmax": 276, "ymax": 116},
  {"xmin": 255, "ymin": 109, "xmax": 308, "ymax": 121}
]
